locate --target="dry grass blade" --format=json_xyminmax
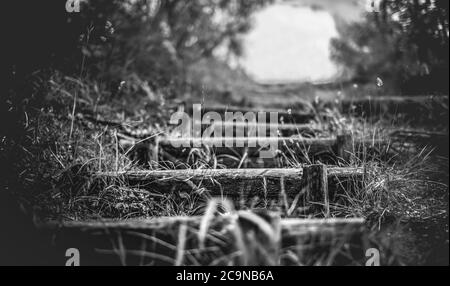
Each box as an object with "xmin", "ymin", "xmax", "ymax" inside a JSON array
[{"xmin": 175, "ymin": 222, "xmax": 188, "ymax": 266}]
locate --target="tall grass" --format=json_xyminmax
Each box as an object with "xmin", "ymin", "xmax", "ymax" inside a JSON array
[{"xmin": 13, "ymin": 75, "xmax": 447, "ymax": 266}]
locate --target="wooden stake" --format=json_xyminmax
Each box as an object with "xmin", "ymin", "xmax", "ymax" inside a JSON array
[
  {"xmin": 336, "ymin": 133, "xmax": 353, "ymax": 163},
  {"xmin": 304, "ymin": 164, "xmax": 329, "ymax": 217}
]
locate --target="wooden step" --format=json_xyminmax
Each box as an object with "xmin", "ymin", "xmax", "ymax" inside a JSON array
[
  {"xmin": 181, "ymin": 121, "xmax": 323, "ymax": 137},
  {"xmin": 389, "ymin": 129, "xmax": 448, "ymax": 140},
  {"xmin": 181, "ymin": 104, "xmax": 316, "ymax": 124},
  {"xmin": 117, "ymin": 122, "xmax": 445, "ymax": 168},
  {"xmin": 94, "ymin": 165, "xmax": 365, "ymax": 214},
  {"xmin": 37, "ymin": 215, "xmax": 366, "ymax": 266},
  {"xmin": 338, "ymin": 95, "xmax": 449, "ymax": 123},
  {"xmin": 40, "ymin": 216, "xmax": 366, "ymax": 234},
  {"xmin": 155, "ymin": 135, "xmax": 385, "ymax": 165},
  {"xmin": 341, "ymin": 95, "xmax": 448, "ymax": 106},
  {"xmin": 96, "ymin": 166, "xmax": 363, "ymax": 196},
  {"xmin": 389, "ymin": 129, "xmax": 449, "ymax": 153}
]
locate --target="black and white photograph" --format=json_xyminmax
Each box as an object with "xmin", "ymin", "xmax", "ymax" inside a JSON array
[{"xmin": 1, "ymin": 0, "xmax": 448, "ymax": 269}]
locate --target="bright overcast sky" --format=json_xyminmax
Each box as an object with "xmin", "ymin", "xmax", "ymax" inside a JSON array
[{"xmin": 239, "ymin": 3, "xmax": 347, "ymax": 83}]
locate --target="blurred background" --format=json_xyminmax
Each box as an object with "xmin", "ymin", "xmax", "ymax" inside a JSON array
[{"xmin": 3, "ymin": 0, "xmax": 449, "ymax": 110}]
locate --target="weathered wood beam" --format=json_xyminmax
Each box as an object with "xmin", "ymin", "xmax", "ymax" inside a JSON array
[
  {"xmin": 39, "ymin": 216, "xmax": 365, "ymax": 235},
  {"xmin": 305, "ymin": 165, "xmax": 329, "ymax": 217},
  {"xmin": 94, "ymin": 166, "xmax": 364, "ymax": 201},
  {"xmin": 118, "ymin": 123, "xmax": 448, "ymax": 168},
  {"xmin": 182, "ymin": 105, "xmax": 316, "ymax": 124},
  {"xmin": 157, "ymin": 136, "xmax": 385, "ymax": 161},
  {"xmin": 389, "ymin": 129, "xmax": 449, "ymax": 145},
  {"xmin": 338, "ymin": 95, "xmax": 449, "ymax": 123},
  {"xmin": 195, "ymin": 121, "xmax": 323, "ymax": 137},
  {"xmin": 37, "ymin": 216, "xmax": 366, "ymax": 265}
]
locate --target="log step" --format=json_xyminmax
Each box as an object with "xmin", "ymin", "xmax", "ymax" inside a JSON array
[
  {"xmin": 37, "ymin": 215, "xmax": 366, "ymax": 266},
  {"xmin": 181, "ymin": 104, "xmax": 316, "ymax": 124},
  {"xmin": 176, "ymin": 121, "xmax": 323, "ymax": 137},
  {"xmin": 118, "ymin": 124, "xmax": 446, "ymax": 168},
  {"xmin": 93, "ymin": 165, "xmax": 364, "ymax": 214},
  {"xmin": 96, "ymin": 166, "xmax": 363, "ymax": 196},
  {"xmin": 338, "ymin": 95, "xmax": 449, "ymax": 123},
  {"xmin": 389, "ymin": 129, "xmax": 449, "ymax": 153},
  {"xmin": 155, "ymin": 135, "xmax": 384, "ymax": 165}
]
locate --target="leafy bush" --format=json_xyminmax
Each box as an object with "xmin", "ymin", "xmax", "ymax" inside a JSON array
[{"xmin": 331, "ymin": 0, "xmax": 449, "ymax": 94}]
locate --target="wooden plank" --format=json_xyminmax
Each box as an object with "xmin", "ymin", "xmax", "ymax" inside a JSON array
[
  {"xmin": 37, "ymin": 216, "xmax": 366, "ymax": 266},
  {"xmin": 388, "ymin": 129, "xmax": 449, "ymax": 154},
  {"xmin": 339, "ymin": 95, "xmax": 449, "ymax": 123},
  {"xmin": 342, "ymin": 95, "xmax": 448, "ymax": 104},
  {"xmin": 119, "ymin": 133, "xmax": 389, "ymax": 168},
  {"xmin": 39, "ymin": 216, "xmax": 365, "ymax": 234},
  {"xmin": 182, "ymin": 105, "xmax": 316, "ymax": 124},
  {"xmin": 195, "ymin": 121, "xmax": 322, "ymax": 137},
  {"xmin": 389, "ymin": 129, "xmax": 448, "ymax": 141},
  {"xmin": 156, "ymin": 136, "xmax": 385, "ymax": 161},
  {"xmin": 95, "ymin": 167, "xmax": 364, "ymax": 198}
]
